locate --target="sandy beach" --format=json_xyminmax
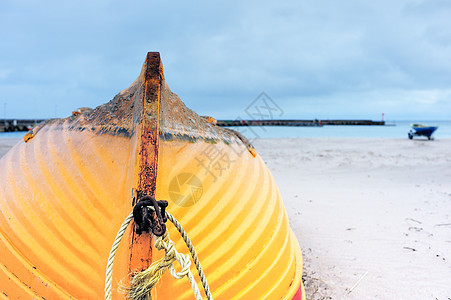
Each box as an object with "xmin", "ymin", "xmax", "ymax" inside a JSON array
[
  {"xmin": 0, "ymin": 138, "xmax": 20, "ymax": 159},
  {"xmin": 1, "ymin": 137, "xmax": 450, "ymax": 299},
  {"xmin": 254, "ymin": 138, "xmax": 451, "ymax": 299}
]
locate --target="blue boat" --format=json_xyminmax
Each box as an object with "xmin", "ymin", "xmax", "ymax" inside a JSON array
[{"xmin": 408, "ymin": 123, "xmax": 438, "ymax": 140}]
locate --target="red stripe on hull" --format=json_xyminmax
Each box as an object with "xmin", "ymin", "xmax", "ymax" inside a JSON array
[{"xmin": 292, "ymin": 284, "xmax": 303, "ymax": 300}]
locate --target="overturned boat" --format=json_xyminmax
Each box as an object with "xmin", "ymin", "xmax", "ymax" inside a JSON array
[{"xmin": 0, "ymin": 52, "xmax": 305, "ymax": 299}]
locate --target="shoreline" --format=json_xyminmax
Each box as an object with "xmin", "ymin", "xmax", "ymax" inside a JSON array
[{"xmin": 0, "ymin": 138, "xmax": 21, "ymax": 158}]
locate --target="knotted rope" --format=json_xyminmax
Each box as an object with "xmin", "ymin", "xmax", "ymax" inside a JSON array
[
  {"xmin": 105, "ymin": 208, "xmax": 213, "ymax": 300},
  {"xmin": 124, "ymin": 230, "xmax": 201, "ymax": 299}
]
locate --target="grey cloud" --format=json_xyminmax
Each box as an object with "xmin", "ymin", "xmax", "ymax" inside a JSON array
[{"xmin": 0, "ymin": 0, "xmax": 450, "ymax": 120}]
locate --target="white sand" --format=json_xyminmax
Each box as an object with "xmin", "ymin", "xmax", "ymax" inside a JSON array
[
  {"xmin": 1, "ymin": 137, "xmax": 450, "ymax": 299},
  {"xmin": 254, "ymin": 138, "xmax": 451, "ymax": 300},
  {"xmin": 0, "ymin": 138, "xmax": 20, "ymax": 159}
]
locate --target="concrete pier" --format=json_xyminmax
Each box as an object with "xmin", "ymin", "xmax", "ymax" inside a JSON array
[
  {"xmin": 0, "ymin": 119, "xmax": 46, "ymax": 132},
  {"xmin": 216, "ymin": 119, "xmax": 385, "ymax": 127},
  {"xmin": 1, "ymin": 118, "xmax": 385, "ymax": 132}
]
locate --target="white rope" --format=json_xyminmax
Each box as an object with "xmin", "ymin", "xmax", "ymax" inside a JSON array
[
  {"xmin": 104, "ymin": 208, "xmax": 212, "ymax": 300},
  {"xmin": 166, "ymin": 212, "xmax": 213, "ymax": 300},
  {"xmin": 105, "ymin": 211, "xmax": 133, "ymax": 300},
  {"xmin": 153, "ymin": 232, "xmax": 202, "ymax": 300}
]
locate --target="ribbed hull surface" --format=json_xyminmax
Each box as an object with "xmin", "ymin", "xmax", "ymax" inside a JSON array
[{"xmin": 0, "ymin": 52, "xmax": 304, "ymax": 299}]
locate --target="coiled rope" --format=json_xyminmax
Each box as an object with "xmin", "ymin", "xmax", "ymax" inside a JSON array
[{"xmin": 105, "ymin": 208, "xmax": 213, "ymax": 300}]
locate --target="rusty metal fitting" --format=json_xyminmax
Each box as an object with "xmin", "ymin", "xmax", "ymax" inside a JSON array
[{"xmin": 133, "ymin": 196, "xmax": 168, "ymax": 236}]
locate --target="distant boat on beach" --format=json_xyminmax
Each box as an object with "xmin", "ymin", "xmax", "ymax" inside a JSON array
[{"xmin": 408, "ymin": 123, "xmax": 438, "ymax": 140}]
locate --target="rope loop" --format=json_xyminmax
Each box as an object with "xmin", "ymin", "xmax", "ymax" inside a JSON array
[
  {"xmin": 154, "ymin": 233, "xmax": 192, "ymax": 279},
  {"xmin": 105, "ymin": 205, "xmax": 213, "ymax": 300}
]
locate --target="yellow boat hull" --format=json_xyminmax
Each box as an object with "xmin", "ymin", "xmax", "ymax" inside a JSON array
[{"xmin": 0, "ymin": 53, "xmax": 305, "ymax": 299}]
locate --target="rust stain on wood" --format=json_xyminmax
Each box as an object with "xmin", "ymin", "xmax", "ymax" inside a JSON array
[{"xmin": 129, "ymin": 52, "xmax": 162, "ymax": 273}]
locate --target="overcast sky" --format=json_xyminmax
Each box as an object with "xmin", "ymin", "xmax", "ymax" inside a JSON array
[{"xmin": 1, "ymin": 0, "xmax": 450, "ymax": 120}]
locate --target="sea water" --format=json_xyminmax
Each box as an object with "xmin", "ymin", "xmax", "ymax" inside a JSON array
[
  {"xmin": 0, "ymin": 131, "xmax": 26, "ymax": 139},
  {"xmin": 229, "ymin": 120, "xmax": 451, "ymax": 139},
  {"xmin": 1, "ymin": 121, "xmax": 450, "ymax": 139}
]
